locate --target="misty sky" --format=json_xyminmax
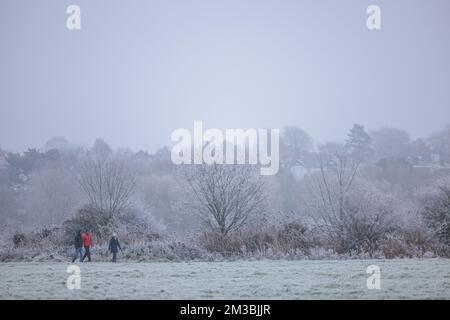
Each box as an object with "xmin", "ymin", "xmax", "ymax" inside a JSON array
[{"xmin": 1, "ymin": 0, "xmax": 450, "ymax": 152}]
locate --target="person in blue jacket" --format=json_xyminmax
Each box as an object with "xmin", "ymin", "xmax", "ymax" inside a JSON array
[{"xmin": 108, "ymin": 233, "xmax": 122, "ymax": 262}]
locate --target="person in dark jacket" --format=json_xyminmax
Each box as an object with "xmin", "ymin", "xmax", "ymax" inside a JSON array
[
  {"xmin": 108, "ymin": 233, "xmax": 122, "ymax": 262},
  {"xmin": 71, "ymin": 230, "xmax": 84, "ymax": 263},
  {"xmin": 81, "ymin": 231, "xmax": 93, "ymax": 262}
]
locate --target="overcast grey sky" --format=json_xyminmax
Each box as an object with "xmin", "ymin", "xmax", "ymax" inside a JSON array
[{"xmin": 1, "ymin": 0, "xmax": 449, "ymax": 152}]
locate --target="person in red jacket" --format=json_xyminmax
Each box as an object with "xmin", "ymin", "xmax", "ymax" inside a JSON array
[{"xmin": 81, "ymin": 231, "xmax": 93, "ymax": 262}]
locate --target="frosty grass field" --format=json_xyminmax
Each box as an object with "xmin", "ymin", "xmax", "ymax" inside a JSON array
[{"xmin": 0, "ymin": 259, "xmax": 449, "ymax": 299}]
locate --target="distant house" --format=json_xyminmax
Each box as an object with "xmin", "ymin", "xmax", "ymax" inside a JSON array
[
  {"xmin": 290, "ymin": 165, "xmax": 322, "ymax": 180},
  {"xmin": 285, "ymin": 153, "xmax": 322, "ymax": 180}
]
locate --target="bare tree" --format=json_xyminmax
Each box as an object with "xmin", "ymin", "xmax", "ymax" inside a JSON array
[
  {"xmin": 304, "ymin": 143, "xmax": 392, "ymax": 255},
  {"xmin": 420, "ymin": 176, "xmax": 450, "ymax": 246},
  {"xmin": 185, "ymin": 164, "xmax": 265, "ymax": 235},
  {"xmin": 309, "ymin": 143, "xmax": 360, "ymax": 224},
  {"xmin": 79, "ymin": 156, "xmax": 136, "ymax": 218}
]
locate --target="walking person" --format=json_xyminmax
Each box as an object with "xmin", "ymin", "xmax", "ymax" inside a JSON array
[
  {"xmin": 71, "ymin": 230, "xmax": 84, "ymax": 263},
  {"xmin": 81, "ymin": 231, "xmax": 93, "ymax": 262},
  {"xmin": 108, "ymin": 233, "xmax": 122, "ymax": 263}
]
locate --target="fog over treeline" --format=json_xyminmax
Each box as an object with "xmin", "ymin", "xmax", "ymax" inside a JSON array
[{"xmin": 1, "ymin": 123, "xmax": 450, "ymax": 261}]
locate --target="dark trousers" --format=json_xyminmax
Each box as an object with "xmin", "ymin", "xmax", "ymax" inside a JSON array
[
  {"xmin": 82, "ymin": 246, "xmax": 91, "ymax": 262},
  {"xmin": 71, "ymin": 247, "xmax": 83, "ymax": 263},
  {"xmin": 112, "ymin": 252, "xmax": 117, "ymax": 262}
]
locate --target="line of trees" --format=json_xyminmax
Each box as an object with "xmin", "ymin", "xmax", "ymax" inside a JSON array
[{"xmin": 0, "ymin": 124, "xmax": 449, "ymax": 258}]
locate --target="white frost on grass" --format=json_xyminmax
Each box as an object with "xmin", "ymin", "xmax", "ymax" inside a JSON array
[{"xmin": 0, "ymin": 259, "xmax": 449, "ymax": 299}]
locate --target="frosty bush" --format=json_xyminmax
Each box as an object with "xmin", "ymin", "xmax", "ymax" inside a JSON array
[
  {"xmin": 15, "ymin": 226, "xmax": 65, "ymax": 249},
  {"xmin": 13, "ymin": 233, "xmax": 27, "ymax": 248},
  {"xmin": 199, "ymin": 232, "xmax": 244, "ymax": 256},
  {"xmin": 419, "ymin": 177, "xmax": 450, "ymax": 248},
  {"xmin": 198, "ymin": 223, "xmax": 314, "ymax": 258},
  {"xmin": 119, "ymin": 240, "xmax": 212, "ymax": 262},
  {"xmin": 63, "ymin": 205, "xmax": 160, "ymax": 244},
  {"xmin": 306, "ymin": 176, "xmax": 395, "ymax": 256},
  {"xmin": 380, "ymin": 228, "xmax": 436, "ymax": 259},
  {"xmin": 63, "ymin": 206, "xmax": 115, "ymax": 241},
  {"xmin": 277, "ymin": 222, "xmax": 311, "ymax": 253}
]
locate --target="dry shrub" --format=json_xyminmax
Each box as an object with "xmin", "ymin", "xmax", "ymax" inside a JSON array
[
  {"xmin": 63, "ymin": 206, "xmax": 161, "ymax": 245},
  {"xmin": 13, "ymin": 233, "xmax": 27, "ymax": 247},
  {"xmin": 380, "ymin": 227, "xmax": 437, "ymax": 259},
  {"xmin": 199, "ymin": 232, "xmax": 243, "ymax": 256},
  {"xmin": 277, "ymin": 222, "xmax": 311, "ymax": 254},
  {"xmin": 12, "ymin": 227, "xmax": 65, "ymax": 249},
  {"xmin": 199, "ymin": 222, "xmax": 313, "ymax": 257}
]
